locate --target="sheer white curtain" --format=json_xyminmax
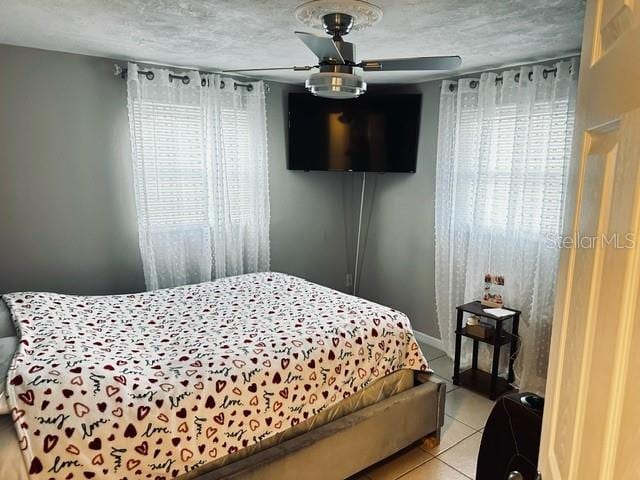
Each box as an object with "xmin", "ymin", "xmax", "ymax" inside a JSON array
[
  {"xmin": 127, "ymin": 63, "xmax": 270, "ymax": 290},
  {"xmin": 204, "ymin": 75, "xmax": 270, "ymax": 279},
  {"xmin": 434, "ymin": 59, "xmax": 578, "ymax": 393}
]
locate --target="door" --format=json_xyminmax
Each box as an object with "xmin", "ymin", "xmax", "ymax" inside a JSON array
[{"xmin": 539, "ymin": 0, "xmax": 640, "ymax": 479}]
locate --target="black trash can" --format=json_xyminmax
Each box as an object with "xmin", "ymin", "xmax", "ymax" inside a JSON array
[{"xmin": 476, "ymin": 392, "xmax": 544, "ymax": 480}]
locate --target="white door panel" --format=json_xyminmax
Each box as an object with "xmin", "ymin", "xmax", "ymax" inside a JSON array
[{"xmin": 539, "ymin": 0, "xmax": 640, "ymax": 478}]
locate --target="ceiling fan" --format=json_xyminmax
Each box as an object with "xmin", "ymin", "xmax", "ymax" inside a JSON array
[{"xmin": 224, "ymin": 6, "xmax": 461, "ymax": 99}]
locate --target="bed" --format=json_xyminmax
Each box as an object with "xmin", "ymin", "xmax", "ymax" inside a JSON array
[{"xmin": 0, "ymin": 272, "xmax": 444, "ymax": 479}]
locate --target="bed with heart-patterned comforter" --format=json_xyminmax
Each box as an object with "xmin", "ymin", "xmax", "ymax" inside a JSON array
[{"xmin": 4, "ymin": 272, "xmax": 428, "ymax": 479}]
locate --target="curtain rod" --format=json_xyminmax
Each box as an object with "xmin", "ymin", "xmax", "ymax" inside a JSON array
[
  {"xmin": 448, "ymin": 65, "xmax": 571, "ymax": 92},
  {"xmin": 113, "ymin": 64, "xmax": 260, "ymax": 91}
]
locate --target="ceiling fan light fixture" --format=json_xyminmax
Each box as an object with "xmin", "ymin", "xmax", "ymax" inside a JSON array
[
  {"xmin": 228, "ymin": 2, "xmax": 461, "ymax": 92},
  {"xmin": 305, "ymin": 71, "xmax": 367, "ymax": 99}
]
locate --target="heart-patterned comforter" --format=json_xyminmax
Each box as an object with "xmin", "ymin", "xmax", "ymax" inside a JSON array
[{"xmin": 4, "ymin": 272, "xmax": 428, "ymax": 479}]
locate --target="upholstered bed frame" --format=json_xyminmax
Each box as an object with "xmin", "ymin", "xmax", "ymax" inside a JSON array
[{"xmin": 195, "ymin": 373, "xmax": 445, "ymax": 480}]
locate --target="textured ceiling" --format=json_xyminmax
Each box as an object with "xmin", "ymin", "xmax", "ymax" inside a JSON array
[{"xmin": 0, "ymin": 0, "xmax": 585, "ymax": 84}]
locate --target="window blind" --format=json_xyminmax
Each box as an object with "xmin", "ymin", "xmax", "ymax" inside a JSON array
[
  {"xmin": 454, "ymin": 91, "xmax": 575, "ymax": 235},
  {"xmin": 218, "ymin": 106, "xmax": 253, "ymax": 223},
  {"xmin": 130, "ymin": 101, "xmax": 208, "ymax": 229}
]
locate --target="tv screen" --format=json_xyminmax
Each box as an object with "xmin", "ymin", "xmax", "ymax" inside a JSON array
[{"xmin": 288, "ymin": 93, "xmax": 422, "ymax": 173}]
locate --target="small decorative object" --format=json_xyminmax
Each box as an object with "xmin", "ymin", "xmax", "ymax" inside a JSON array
[
  {"xmin": 482, "ymin": 273, "xmax": 505, "ymax": 307},
  {"xmin": 466, "ymin": 315, "xmax": 480, "ymax": 326},
  {"xmin": 466, "ymin": 322, "xmax": 494, "ymax": 339},
  {"xmin": 466, "ymin": 314, "xmax": 493, "ymax": 339}
]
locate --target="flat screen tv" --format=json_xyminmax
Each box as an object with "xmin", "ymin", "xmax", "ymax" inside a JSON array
[{"xmin": 288, "ymin": 93, "xmax": 422, "ymax": 173}]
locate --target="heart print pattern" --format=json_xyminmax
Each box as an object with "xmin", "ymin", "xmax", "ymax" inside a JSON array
[{"xmin": 4, "ymin": 272, "xmax": 428, "ymax": 479}]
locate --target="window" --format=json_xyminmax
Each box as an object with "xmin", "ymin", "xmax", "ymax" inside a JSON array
[
  {"xmin": 127, "ymin": 65, "xmax": 270, "ymax": 289},
  {"xmin": 453, "ymin": 85, "xmax": 575, "ymax": 235},
  {"xmin": 434, "ymin": 60, "xmax": 578, "ymax": 394}
]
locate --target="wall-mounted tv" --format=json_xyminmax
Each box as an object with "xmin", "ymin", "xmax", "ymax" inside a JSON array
[{"xmin": 288, "ymin": 93, "xmax": 422, "ymax": 173}]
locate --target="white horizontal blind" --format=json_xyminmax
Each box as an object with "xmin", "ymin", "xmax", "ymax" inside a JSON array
[
  {"xmin": 218, "ymin": 105, "xmax": 252, "ymax": 223},
  {"xmin": 455, "ymin": 76, "xmax": 575, "ymax": 236},
  {"xmin": 127, "ymin": 64, "xmax": 270, "ymax": 290},
  {"xmin": 130, "ymin": 101, "xmax": 208, "ymax": 228},
  {"xmin": 435, "ymin": 59, "xmax": 578, "ymax": 394}
]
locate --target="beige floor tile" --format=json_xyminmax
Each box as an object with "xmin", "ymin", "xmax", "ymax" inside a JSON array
[
  {"xmin": 433, "ymin": 374, "xmax": 459, "ymax": 392},
  {"xmin": 399, "ymin": 458, "xmax": 469, "ymax": 480},
  {"xmin": 421, "ymin": 414, "xmax": 476, "ymax": 456},
  {"xmin": 427, "ymin": 356, "xmax": 459, "ymax": 392},
  {"xmin": 421, "ymin": 373, "xmax": 457, "ymax": 394},
  {"xmin": 438, "ymin": 431, "xmax": 483, "ymax": 478},
  {"xmin": 366, "ymin": 446, "xmax": 434, "ymax": 480},
  {"xmin": 418, "ymin": 342, "xmax": 447, "ymax": 361},
  {"xmin": 444, "ymin": 388, "xmax": 495, "ymax": 430},
  {"xmin": 428, "ymin": 355, "xmax": 454, "ymax": 382}
]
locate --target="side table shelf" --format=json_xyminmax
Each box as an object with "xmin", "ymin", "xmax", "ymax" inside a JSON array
[
  {"xmin": 455, "ymin": 326, "xmax": 511, "ymax": 346},
  {"xmin": 452, "ymin": 301, "xmax": 520, "ymax": 400}
]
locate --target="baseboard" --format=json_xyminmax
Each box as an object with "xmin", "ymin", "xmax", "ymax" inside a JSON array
[{"xmin": 413, "ymin": 330, "xmax": 444, "ymax": 352}]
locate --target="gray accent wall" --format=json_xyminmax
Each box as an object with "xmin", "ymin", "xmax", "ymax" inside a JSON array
[
  {"xmin": 356, "ymin": 82, "xmax": 441, "ymax": 337},
  {"xmin": 0, "ymin": 44, "xmax": 145, "ymax": 294},
  {"xmin": 0, "ymin": 45, "xmax": 356, "ymax": 298},
  {"xmin": 0, "ymin": 44, "xmax": 442, "ymax": 338},
  {"xmin": 266, "ymin": 80, "xmax": 442, "ymax": 336},
  {"xmin": 266, "ymin": 82, "xmax": 354, "ymax": 293}
]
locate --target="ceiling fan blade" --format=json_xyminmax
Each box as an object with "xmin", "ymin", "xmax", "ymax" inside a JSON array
[
  {"xmin": 295, "ymin": 31, "xmax": 344, "ymax": 63},
  {"xmin": 222, "ymin": 65, "xmax": 316, "ymax": 73},
  {"xmin": 358, "ymin": 56, "xmax": 462, "ymax": 71}
]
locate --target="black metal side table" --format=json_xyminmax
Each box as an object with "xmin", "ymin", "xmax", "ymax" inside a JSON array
[{"xmin": 453, "ymin": 301, "xmax": 520, "ymax": 400}]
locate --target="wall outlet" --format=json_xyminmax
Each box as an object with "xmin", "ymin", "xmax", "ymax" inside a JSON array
[{"xmin": 345, "ymin": 273, "xmax": 353, "ymax": 288}]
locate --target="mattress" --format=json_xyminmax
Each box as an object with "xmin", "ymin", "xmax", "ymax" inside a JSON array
[
  {"xmin": 0, "ymin": 300, "xmax": 16, "ymax": 415},
  {"xmin": 0, "ymin": 336, "xmax": 16, "ymax": 415},
  {"xmin": 3, "ymin": 272, "xmax": 428, "ymax": 479},
  {"xmin": 0, "ymin": 369, "xmax": 416, "ymax": 480}
]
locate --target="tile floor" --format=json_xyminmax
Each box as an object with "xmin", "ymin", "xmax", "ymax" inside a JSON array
[{"xmin": 352, "ymin": 343, "xmax": 496, "ymax": 480}]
